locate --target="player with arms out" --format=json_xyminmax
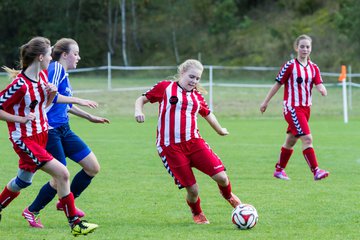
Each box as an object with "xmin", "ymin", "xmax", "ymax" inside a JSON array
[
  {"xmin": 23, "ymin": 38, "xmax": 109, "ymax": 228},
  {"xmin": 260, "ymin": 34, "xmax": 329, "ymax": 181},
  {"xmin": 135, "ymin": 59, "xmax": 241, "ymax": 224},
  {"xmin": 0, "ymin": 36, "xmax": 98, "ymax": 236}
]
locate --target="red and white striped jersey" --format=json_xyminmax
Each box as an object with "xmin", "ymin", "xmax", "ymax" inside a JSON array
[
  {"xmin": 144, "ymin": 80, "xmax": 210, "ymax": 147},
  {"xmin": 276, "ymin": 59, "xmax": 323, "ymax": 107},
  {"xmin": 0, "ymin": 70, "xmax": 49, "ymax": 141}
]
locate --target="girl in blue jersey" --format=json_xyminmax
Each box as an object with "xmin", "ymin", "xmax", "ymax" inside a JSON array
[{"xmin": 23, "ymin": 38, "xmax": 109, "ymax": 228}]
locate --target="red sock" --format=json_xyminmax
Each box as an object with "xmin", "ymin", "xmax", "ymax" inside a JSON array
[
  {"xmin": 275, "ymin": 147, "xmax": 293, "ymax": 170},
  {"xmin": 303, "ymin": 147, "xmax": 319, "ymax": 172},
  {"xmin": 218, "ymin": 182, "xmax": 232, "ymax": 200},
  {"xmin": 59, "ymin": 192, "xmax": 80, "ymax": 225},
  {"xmin": 0, "ymin": 187, "xmax": 20, "ymax": 208},
  {"xmin": 186, "ymin": 197, "xmax": 202, "ymax": 215}
]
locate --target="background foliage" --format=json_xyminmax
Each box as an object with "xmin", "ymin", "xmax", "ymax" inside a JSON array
[{"xmin": 0, "ymin": 0, "xmax": 359, "ymax": 70}]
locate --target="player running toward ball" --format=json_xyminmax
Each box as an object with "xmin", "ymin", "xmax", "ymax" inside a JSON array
[
  {"xmin": 135, "ymin": 59, "xmax": 241, "ymax": 224},
  {"xmin": 260, "ymin": 34, "xmax": 329, "ymax": 181},
  {"xmin": 0, "ymin": 36, "xmax": 98, "ymax": 236},
  {"xmin": 23, "ymin": 38, "xmax": 109, "ymax": 229}
]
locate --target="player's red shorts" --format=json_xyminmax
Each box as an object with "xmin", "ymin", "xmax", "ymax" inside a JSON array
[
  {"xmin": 283, "ymin": 105, "xmax": 311, "ymax": 137},
  {"xmin": 11, "ymin": 131, "xmax": 54, "ymax": 173},
  {"xmin": 157, "ymin": 138, "xmax": 225, "ymax": 188}
]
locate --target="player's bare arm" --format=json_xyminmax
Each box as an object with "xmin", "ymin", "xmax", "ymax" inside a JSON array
[
  {"xmin": 57, "ymin": 94, "xmax": 98, "ymax": 108},
  {"xmin": 134, "ymin": 96, "xmax": 149, "ymax": 123},
  {"xmin": 45, "ymin": 83, "xmax": 58, "ymax": 108},
  {"xmin": 260, "ymin": 82, "xmax": 281, "ymax": 113},
  {"xmin": 315, "ymin": 83, "xmax": 327, "ymax": 96},
  {"xmin": 0, "ymin": 109, "xmax": 35, "ymax": 123},
  {"xmin": 69, "ymin": 105, "xmax": 109, "ymax": 123},
  {"xmin": 204, "ymin": 112, "xmax": 229, "ymax": 136}
]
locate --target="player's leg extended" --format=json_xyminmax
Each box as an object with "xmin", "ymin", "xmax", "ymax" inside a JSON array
[
  {"xmin": 1, "ymin": 169, "xmax": 33, "ymax": 222},
  {"xmin": 63, "ymin": 129, "xmax": 99, "ymax": 199},
  {"xmin": 185, "ymin": 184, "xmax": 209, "ymax": 224},
  {"xmin": 159, "ymin": 143, "xmax": 209, "ymax": 224},
  {"xmin": 41, "ymin": 159, "xmax": 98, "ymax": 235},
  {"xmin": 72, "ymin": 152, "xmax": 100, "ymax": 198},
  {"xmin": 274, "ymin": 133, "xmax": 297, "ymax": 180},
  {"xmin": 25, "ymin": 130, "xmax": 66, "ymax": 226},
  {"xmin": 300, "ymin": 134, "xmax": 329, "ymax": 180},
  {"xmin": 212, "ymin": 172, "xmax": 241, "ymax": 208}
]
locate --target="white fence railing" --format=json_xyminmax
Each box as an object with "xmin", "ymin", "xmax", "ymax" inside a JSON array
[{"xmin": 1, "ymin": 60, "xmax": 358, "ymax": 123}]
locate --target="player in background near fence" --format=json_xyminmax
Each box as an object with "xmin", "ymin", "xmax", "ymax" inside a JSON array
[
  {"xmin": 23, "ymin": 38, "xmax": 109, "ymax": 228},
  {"xmin": 134, "ymin": 59, "xmax": 241, "ymax": 224},
  {"xmin": 260, "ymin": 34, "xmax": 329, "ymax": 181},
  {"xmin": 0, "ymin": 36, "xmax": 98, "ymax": 236}
]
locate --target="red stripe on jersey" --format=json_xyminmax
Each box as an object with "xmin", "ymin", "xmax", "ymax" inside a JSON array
[
  {"xmin": 295, "ymin": 61, "xmax": 303, "ymax": 106},
  {"xmin": 38, "ymin": 71, "xmax": 48, "ymax": 133},
  {"xmin": 168, "ymin": 83, "xmax": 178, "ymax": 145},
  {"xmin": 180, "ymin": 90, "xmax": 188, "ymax": 142},
  {"xmin": 304, "ymin": 65, "xmax": 309, "ymax": 106},
  {"xmin": 189, "ymin": 93, "xmax": 198, "ymax": 139},
  {"xmin": 158, "ymin": 90, "xmax": 168, "ymax": 147},
  {"xmin": 26, "ymin": 80, "xmax": 37, "ymax": 136}
]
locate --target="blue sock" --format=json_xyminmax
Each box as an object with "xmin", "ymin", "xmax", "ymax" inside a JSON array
[
  {"xmin": 71, "ymin": 169, "xmax": 93, "ymax": 198},
  {"xmin": 28, "ymin": 182, "xmax": 57, "ymax": 213}
]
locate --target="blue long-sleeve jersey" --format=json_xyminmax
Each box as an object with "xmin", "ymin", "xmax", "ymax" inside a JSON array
[{"xmin": 46, "ymin": 61, "xmax": 73, "ymax": 128}]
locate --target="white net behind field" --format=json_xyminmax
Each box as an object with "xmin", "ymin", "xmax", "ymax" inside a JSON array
[
  {"xmin": 67, "ymin": 66, "xmax": 360, "ymax": 115},
  {"xmin": 0, "ymin": 65, "xmax": 358, "ymax": 120},
  {"xmin": 0, "ymin": 66, "xmax": 348, "ymax": 121}
]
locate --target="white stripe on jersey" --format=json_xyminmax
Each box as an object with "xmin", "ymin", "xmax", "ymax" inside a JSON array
[
  {"xmin": 52, "ymin": 62, "xmax": 64, "ymax": 86},
  {"xmin": 174, "ymin": 89, "xmax": 182, "ymax": 143},
  {"xmin": 192, "ymin": 93, "xmax": 200, "ymax": 139},
  {"xmin": 185, "ymin": 93, "xmax": 193, "ymax": 141}
]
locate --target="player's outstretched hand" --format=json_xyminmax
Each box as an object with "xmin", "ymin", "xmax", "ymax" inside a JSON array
[
  {"xmin": 218, "ymin": 128, "xmax": 229, "ymax": 136},
  {"xmin": 89, "ymin": 115, "xmax": 110, "ymax": 124},
  {"xmin": 260, "ymin": 102, "xmax": 268, "ymax": 114},
  {"xmin": 135, "ymin": 113, "xmax": 145, "ymax": 123},
  {"xmin": 77, "ymin": 99, "xmax": 98, "ymax": 108},
  {"xmin": 22, "ymin": 112, "xmax": 36, "ymax": 123},
  {"xmin": 45, "ymin": 83, "xmax": 58, "ymax": 94}
]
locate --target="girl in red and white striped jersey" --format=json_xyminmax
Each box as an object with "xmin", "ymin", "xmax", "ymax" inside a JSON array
[
  {"xmin": 260, "ymin": 34, "xmax": 329, "ymax": 181},
  {"xmin": 0, "ymin": 37, "xmax": 97, "ymax": 235},
  {"xmin": 135, "ymin": 59, "xmax": 241, "ymax": 224}
]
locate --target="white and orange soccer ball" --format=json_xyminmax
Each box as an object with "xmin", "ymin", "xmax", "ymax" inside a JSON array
[{"xmin": 231, "ymin": 204, "xmax": 258, "ymax": 230}]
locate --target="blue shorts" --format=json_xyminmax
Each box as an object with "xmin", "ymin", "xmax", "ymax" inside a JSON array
[{"xmin": 46, "ymin": 123, "xmax": 91, "ymax": 166}]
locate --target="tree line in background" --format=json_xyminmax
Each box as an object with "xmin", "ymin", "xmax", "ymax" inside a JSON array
[{"xmin": 0, "ymin": 0, "xmax": 359, "ymax": 71}]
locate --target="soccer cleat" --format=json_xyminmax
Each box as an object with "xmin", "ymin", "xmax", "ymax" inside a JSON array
[
  {"xmin": 192, "ymin": 212, "xmax": 210, "ymax": 224},
  {"xmin": 273, "ymin": 169, "xmax": 290, "ymax": 180},
  {"xmin": 314, "ymin": 169, "xmax": 329, "ymax": 181},
  {"xmin": 227, "ymin": 193, "xmax": 241, "ymax": 208},
  {"xmin": 56, "ymin": 201, "xmax": 85, "ymax": 218},
  {"xmin": 22, "ymin": 207, "xmax": 44, "ymax": 228},
  {"xmin": 71, "ymin": 220, "xmax": 98, "ymax": 236}
]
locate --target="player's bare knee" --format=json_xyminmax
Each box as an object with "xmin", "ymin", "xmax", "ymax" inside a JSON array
[
  {"xmin": 301, "ymin": 135, "xmax": 313, "ymax": 146},
  {"xmin": 56, "ymin": 169, "xmax": 70, "ymax": 183},
  {"xmin": 186, "ymin": 184, "xmax": 199, "ymax": 198},
  {"xmin": 84, "ymin": 163, "xmax": 100, "ymax": 176},
  {"xmin": 212, "ymin": 171, "xmax": 228, "ymax": 186}
]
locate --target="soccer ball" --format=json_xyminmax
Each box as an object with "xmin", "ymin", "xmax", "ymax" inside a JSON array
[{"xmin": 231, "ymin": 204, "xmax": 258, "ymax": 230}]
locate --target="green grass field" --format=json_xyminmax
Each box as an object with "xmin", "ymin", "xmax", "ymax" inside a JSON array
[{"xmin": 0, "ymin": 75, "xmax": 359, "ymax": 239}]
